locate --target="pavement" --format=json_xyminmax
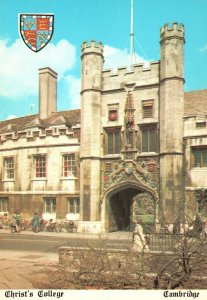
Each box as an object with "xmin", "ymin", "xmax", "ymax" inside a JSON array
[
  {"xmin": 0, "ymin": 229, "xmax": 133, "ymax": 289},
  {"xmin": 0, "ymin": 249, "xmax": 57, "ymax": 289},
  {"xmin": 0, "ymin": 228, "xmax": 133, "ymax": 240}
]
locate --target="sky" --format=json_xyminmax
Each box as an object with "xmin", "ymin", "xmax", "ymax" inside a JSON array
[{"xmin": 0, "ymin": 0, "xmax": 207, "ymax": 121}]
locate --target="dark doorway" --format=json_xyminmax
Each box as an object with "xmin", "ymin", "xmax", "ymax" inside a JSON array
[
  {"xmin": 109, "ymin": 188, "xmax": 139, "ymax": 231},
  {"xmin": 107, "ymin": 186, "xmax": 156, "ymax": 232}
]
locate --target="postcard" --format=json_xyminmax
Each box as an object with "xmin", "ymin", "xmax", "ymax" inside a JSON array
[{"xmin": 0, "ymin": 0, "xmax": 207, "ymax": 299}]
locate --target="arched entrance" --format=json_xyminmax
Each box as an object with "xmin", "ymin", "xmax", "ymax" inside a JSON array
[
  {"xmin": 102, "ymin": 182, "xmax": 157, "ymax": 232},
  {"xmin": 109, "ymin": 187, "xmax": 139, "ymax": 231}
]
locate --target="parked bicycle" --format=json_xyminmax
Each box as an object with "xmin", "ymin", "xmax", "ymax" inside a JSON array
[
  {"xmin": 56, "ymin": 220, "xmax": 77, "ymax": 233},
  {"xmin": 40, "ymin": 219, "xmax": 57, "ymax": 232},
  {"xmin": 10, "ymin": 221, "xmax": 23, "ymax": 233},
  {"xmin": 10, "ymin": 210, "xmax": 23, "ymax": 233},
  {"xmin": 66, "ymin": 220, "xmax": 78, "ymax": 233}
]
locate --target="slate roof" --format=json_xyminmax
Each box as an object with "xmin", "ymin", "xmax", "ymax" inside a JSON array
[
  {"xmin": 0, "ymin": 89, "xmax": 206, "ymax": 133},
  {"xmin": 184, "ymin": 89, "xmax": 207, "ymax": 117},
  {"xmin": 0, "ymin": 109, "xmax": 80, "ymax": 133}
]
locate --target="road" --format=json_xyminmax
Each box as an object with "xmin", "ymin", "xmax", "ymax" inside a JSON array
[
  {"xmin": 0, "ymin": 231, "xmax": 175, "ymax": 253},
  {"xmin": 0, "ymin": 231, "xmax": 133, "ymax": 288},
  {"xmin": 0, "ymin": 232, "xmax": 133, "ymax": 253}
]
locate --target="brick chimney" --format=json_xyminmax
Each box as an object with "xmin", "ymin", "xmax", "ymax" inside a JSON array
[{"xmin": 39, "ymin": 67, "xmax": 58, "ymax": 119}]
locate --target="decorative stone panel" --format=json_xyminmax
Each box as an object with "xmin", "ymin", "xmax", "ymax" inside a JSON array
[{"xmin": 101, "ymin": 157, "xmax": 159, "ymax": 202}]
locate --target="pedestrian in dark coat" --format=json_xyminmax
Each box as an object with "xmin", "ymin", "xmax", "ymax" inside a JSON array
[{"xmin": 32, "ymin": 211, "xmax": 40, "ymax": 233}]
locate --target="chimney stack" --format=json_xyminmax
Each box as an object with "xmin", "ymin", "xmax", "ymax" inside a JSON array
[{"xmin": 39, "ymin": 67, "xmax": 58, "ymax": 119}]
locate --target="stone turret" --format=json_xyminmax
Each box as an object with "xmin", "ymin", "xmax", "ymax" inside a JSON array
[
  {"xmin": 160, "ymin": 23, "xmax": 184, "ymax": 85},
  {"xmin": 159, "ymin": 23, "xmax": 185, "ymax": 222},
  {"xmin": 80, "ymin": 41, "xmax": 104, "ymax": 223}
]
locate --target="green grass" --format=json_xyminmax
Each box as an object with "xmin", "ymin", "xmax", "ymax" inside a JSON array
[{"xmin": 138, "ymin": 214, "xmax": 154, "ymax": 224}]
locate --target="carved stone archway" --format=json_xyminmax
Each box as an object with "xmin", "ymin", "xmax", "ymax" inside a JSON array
[
  {"xmin": 100, "ymin": 159, "xmax": 159, "ymax": 231},
  {"xmin": 101, "ymin": 178, "xmax": 158, "ymax": 203},
  {"xmin": 101, "ymin": 179, "xmax": 159, "ymax": 232}
]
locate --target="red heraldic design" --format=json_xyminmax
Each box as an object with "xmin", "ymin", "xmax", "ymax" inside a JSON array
[{"xmin": 19, "ymin": 14, "xmax": 54, "ymax": 52}]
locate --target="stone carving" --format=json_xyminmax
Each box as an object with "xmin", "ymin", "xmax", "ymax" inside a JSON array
[
  {"xmin": 125, "ymin": 92, "xmax": 135, "ymax": 148},
  {"xmin": 108, "ymin": 104, "xmax": 119, "ymax": 122},
  {"xmin": 121, "ymin": 151, "xmax": 137, "ymax": 160},
  {"xmin": 125, "ymin": 92, "xmax": 135, "ymax": 124},
  {"xmin": 138, "ymin": 158, "xmax": 159, "ymax": 184},
  {"xmin": 101, "ymin": 158, "xmax": 159, "ymax": 203},
  {"xmin": 109, "ymin": 110, "xmax": 118, "ymax": 121}
]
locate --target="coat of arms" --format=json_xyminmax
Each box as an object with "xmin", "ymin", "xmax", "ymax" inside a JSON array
[{"xmin": 19, "ymin": 14, "xmax": 54, "ymax": 52}]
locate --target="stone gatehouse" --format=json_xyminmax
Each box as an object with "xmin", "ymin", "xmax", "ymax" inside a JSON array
[{"xmin": 0, "ymin": 23, "xmax": 207, "ymax": 232}]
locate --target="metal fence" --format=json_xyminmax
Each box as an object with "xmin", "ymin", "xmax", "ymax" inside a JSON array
[
  {"xmin": 145, "ymin": 232, "xmax": 175, "ymax": 252},
  {"xmin": 140, "ymin": 221, "xmax": 207, "ymax": 252}
]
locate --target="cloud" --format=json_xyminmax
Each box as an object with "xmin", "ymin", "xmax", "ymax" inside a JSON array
[
  {"xmin": 7, "ymin": 115, "xmax": 17, "ymax": 120},
  {"xmin": 0, "ymin": 39, "xmax": 149, "ymax": 113},
  {"xmin": 0, "ymin": 39, "xmax": 76, "ymax": 99},
  {"xmin": 64, "ymin": 75, "xmax": 81, "ymax": 108},
  {"xmin": 103, "ymin": 45, "xmax": 147, "ymax": 71}
]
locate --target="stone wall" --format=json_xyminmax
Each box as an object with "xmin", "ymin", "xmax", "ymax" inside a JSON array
[
  {"xmin": 0, "ymin": 125, "xmax": 80, "ymax": 218},
  {"xmin": 59, "ymin": 246, "xmax": 131, "ymax": 265}
]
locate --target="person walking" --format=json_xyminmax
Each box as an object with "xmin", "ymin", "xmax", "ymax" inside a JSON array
[
  {"xmin": 132, "ymin": 218, "xmax": 149, "ymax": 252},
  {"xmin": 32, "ymin": 211, "xmax": 40, "ymax": 233}
]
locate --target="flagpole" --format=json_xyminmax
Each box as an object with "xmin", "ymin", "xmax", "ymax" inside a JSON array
[{"xmin": 130, "ymin": 0, "xmax": 135, "ymax": 67}]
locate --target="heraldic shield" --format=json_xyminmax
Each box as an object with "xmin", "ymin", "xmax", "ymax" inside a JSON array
[{"xmin": 19, "ymin": 14, "xmax": 54, "ymax": 52}]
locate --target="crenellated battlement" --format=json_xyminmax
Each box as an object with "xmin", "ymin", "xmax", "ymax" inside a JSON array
[
  {"xmin": 102, "ymin": 61, "xmax": 159, "ymax": 78},
  {"xmin": 160, "ymin": 22, "xmax": 184, "ymax": 41},
  {"xmin": 81, "ymin": 40, "xmax": 104, "ymax": 56},
  {"xmin": 101, "ymin": 61, "xmax": 159, "ymax": 91}
]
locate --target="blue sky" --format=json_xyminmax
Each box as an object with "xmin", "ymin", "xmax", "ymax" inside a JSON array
[{"xmin": 0, "ymin": 0, "xmax": 206, "ymax": 121}]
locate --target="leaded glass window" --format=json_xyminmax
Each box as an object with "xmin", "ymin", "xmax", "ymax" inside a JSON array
[
  {"xmin": 35, "ymin": 155, "xmax": 46, "ymax": 177},
  {"xmin": 4, "ymin": 157, "xmax": 14, "ymax": 179},
  {"xmin": 193, "ymin": 149, "xmax": 207, "ymax": 167},
  {"xmin": 141, "ymin": 127, "xmax": 157, "ymax": 152},
  {"xmin": 63, "ymin": 154, "xmax": 77, "ymax": 177},
  {"xmin": 68, "ymin": 198, "xmax": 80, "ymax": 214},
  {"xmin": 0, "ymin": 197, "xmax": 8, "ymax": 212},
  {"xmin": 44, "ymin": 198, "xmax": 56, "ymax": 213},
  {"xmin": 107, "ymin": 130, "xmax": 121, "ymax": 154}
]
